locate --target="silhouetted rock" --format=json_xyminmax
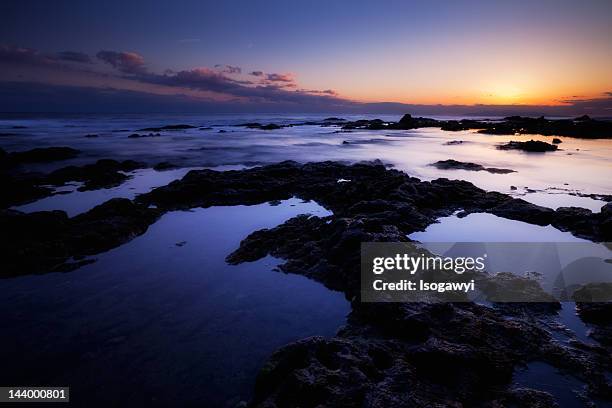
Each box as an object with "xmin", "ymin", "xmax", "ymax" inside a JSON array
[
  {"xmin": 237, "ymin": 122, "xmax": 283, "ymax": 130},
  {"xmin": 46, "ymin": 159, "xmax": 145, "ymax": 191},
  {"xmin": 128, "ymin": 132, "xmax": 160, "ymax": 138},
  {"xmin": 2, "ymin": 146, "xmax": 79, "ymax": 166},
  {"xmin": 138, "ymin": 124, "xmax": 197, "ymax": 131},
  {"xmin": 0, "ymin": 174, "xmax": 53, "ymax": 207},
  {"xmin": 552, "ymin": 138, "xmax": 562, "ymax": 144},
  {"xmin": 0, "ymin": 198, "xmax": 161, "ymax": 277},
  {"xmin": 334, "ymin": 113, "xmax": 612, "ymax": 139},
  {"xmin": 498, "ymin": 140, "xmax": 558, "ymax": 152},
  {"xmin": 153, "ymin": 161, "xmax": 178, "ymax": 171},
  {"xmin": 432, "ymin": 159, "xmax": 515, "ymax": 174}
]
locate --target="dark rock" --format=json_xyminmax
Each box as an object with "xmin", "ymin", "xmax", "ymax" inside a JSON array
[
  {"xmin": 490, "ymin": 199, "xmax": 554, "ymax": 226},
  {"xmin": 431, "ymin": 159, "xmax": 515, "ymax": 174},
  {"xmin": 4, "ymin": 160, "xmax": 610, "ymax": 406},
  {"xmin": 2, "ymin": 146, "xmax": 80, "ymax": 165},
  {"xmin": 153, "ymin": 161, "xmax": 178, "ymax": 171},
  {"xmin": 552, "ymin": 138, "xmax": 562, "ymax": 144},
  {"xmin": 0, "ymin": 174, "xmax": 53, "ymax": 207},
  {"xmin": 237, "ymin": 122, "xmax": 283, "ymax": 130},
  {"xmin": 498, "ymin": 140, "xmax": 558, "ymax": 152},
  {"xmin": 260, "ymin": 123, "xmax": 282, "ymax": 130},
  {"xmin": 0, "ymin": 198, "xmax": 160, "ymax": 277},
  {"xmin": 128, "ymin": 132, "xmax": 160, "ymax": 138},
  {"xmin": 138, "ymin": 124, "xmax": 196, "ymax": 131},
  {"xmin": 46, "ymin": 159, "xmax": 145, "ymax": 191}
]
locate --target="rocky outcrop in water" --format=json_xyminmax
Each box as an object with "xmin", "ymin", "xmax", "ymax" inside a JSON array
[
  {"xmin": 138, "ymin": 124, "xmax": 197, "ymax": 131},
  {"xmin": 0, "ymin": 146, "xmax": 80, "ymax": 168},
  {"xmin": 1, "ymin": 158, "xmax": 146, "ymax": 207},
  {"xmin": 498, "ymin": 140, "xmax": 559, "ymax": 152},
  {"xmin": 333, "ymin": 114, "xmax": 612, "ymax": 139},
  {"xmin": 431, "ymin": 159, "xmax": 516, "ymax": 174},
  {"xmin": 0, "ymin": 198, "xmax": 161, "ymax": 277},
  {"xmin": 3, "ymin": 160, "xmax": 611, "ymax": 406}
]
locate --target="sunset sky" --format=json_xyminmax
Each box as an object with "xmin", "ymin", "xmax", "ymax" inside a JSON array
[{"xmin": 1, "ymin": 0, "xmax": 611, "ymax": 114}]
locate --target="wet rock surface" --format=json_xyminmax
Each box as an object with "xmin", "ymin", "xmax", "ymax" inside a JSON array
[{"xmin": 431, "ymin": 159, "xmax": 516, "ymax": 174}]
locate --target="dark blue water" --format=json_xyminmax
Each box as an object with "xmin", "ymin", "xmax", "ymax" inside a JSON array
[{"xmin": 0, "ymin": 199, "xmax": 349, "ymax": 406}]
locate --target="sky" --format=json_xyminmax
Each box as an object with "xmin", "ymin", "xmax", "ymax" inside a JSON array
[{"xmin": 1, "ymin": 0, "xmax": 611, "ymax": 115}]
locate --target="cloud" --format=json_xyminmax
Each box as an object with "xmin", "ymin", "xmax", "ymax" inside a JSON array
[
  {"xmin": 0, "ymin": 81, "xmax": 356, "ymax": 113},
  {"xmin": 301, "ymin": 89, "xmax": 338, "ymax": 96},
  {"xmin": 136, "ymin": 67, "xmax": 346, "ymax": 105},
  {"xmin": 55, "ymin": 51, "xmax": 92, "ymax": 63},
  {"xmin": 266, "ymin": 73, "xmax": 294, "ymax": 82},
  {"xmin": 96, "ymin": 50, "xmax": 146, "ymax": 74},
  {"xmin": 215, "ymin": 64, "xmax": 242, "ymax": 74},
  {"xmin": 2, "ymin": 80, "xmax": 612, "ymax": 116},
  {"xmin": 0, "ymin": 45, "xmax": 93, "ymax": 67},
  {"xmin": 0, "ymin": 45, "xmax": 56, "ymax": 66},
  {"xmin": 2, "ymin": 45, "xmax": 343, "ymax": 106}
]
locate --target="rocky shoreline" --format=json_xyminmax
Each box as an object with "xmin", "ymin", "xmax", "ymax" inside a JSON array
[
  {"xmin": 231, "ymin": 114, "xmax": 612, "ymax": 139},
  {"xmin": 1, "ymin": 159, "xmax": 611, "ymax": 406}
]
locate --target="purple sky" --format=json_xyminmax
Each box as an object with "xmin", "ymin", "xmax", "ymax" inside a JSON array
[{"xmin": 1, "ymin": 0, "xmax": 611, "ymax": 115}]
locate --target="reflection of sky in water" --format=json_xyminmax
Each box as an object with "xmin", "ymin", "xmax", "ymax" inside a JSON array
[
  {"xmin": 1, "ymin": 114, "xmax": 609, "ymax": 212},
  {"xmin": 409, "ymin": 212, "xmax": 611, "ymax": 288},
  {"xmin": 513, "ymin": 361, "xmax": 588, "ymax": 408},
  {"xmin": 410, "ymin": 212, "xmax": 611, "ymax": 348},
  {"xmin": 0, "ymin": 198, "xmax": 348, "ymax": 406},
  {"xmin": 409, "ymin": 212, "xmax": 588, "ymax": 242},
  {"xmin": 13, "ymin": 165, "xmax": 247, "ymax": 216}
]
